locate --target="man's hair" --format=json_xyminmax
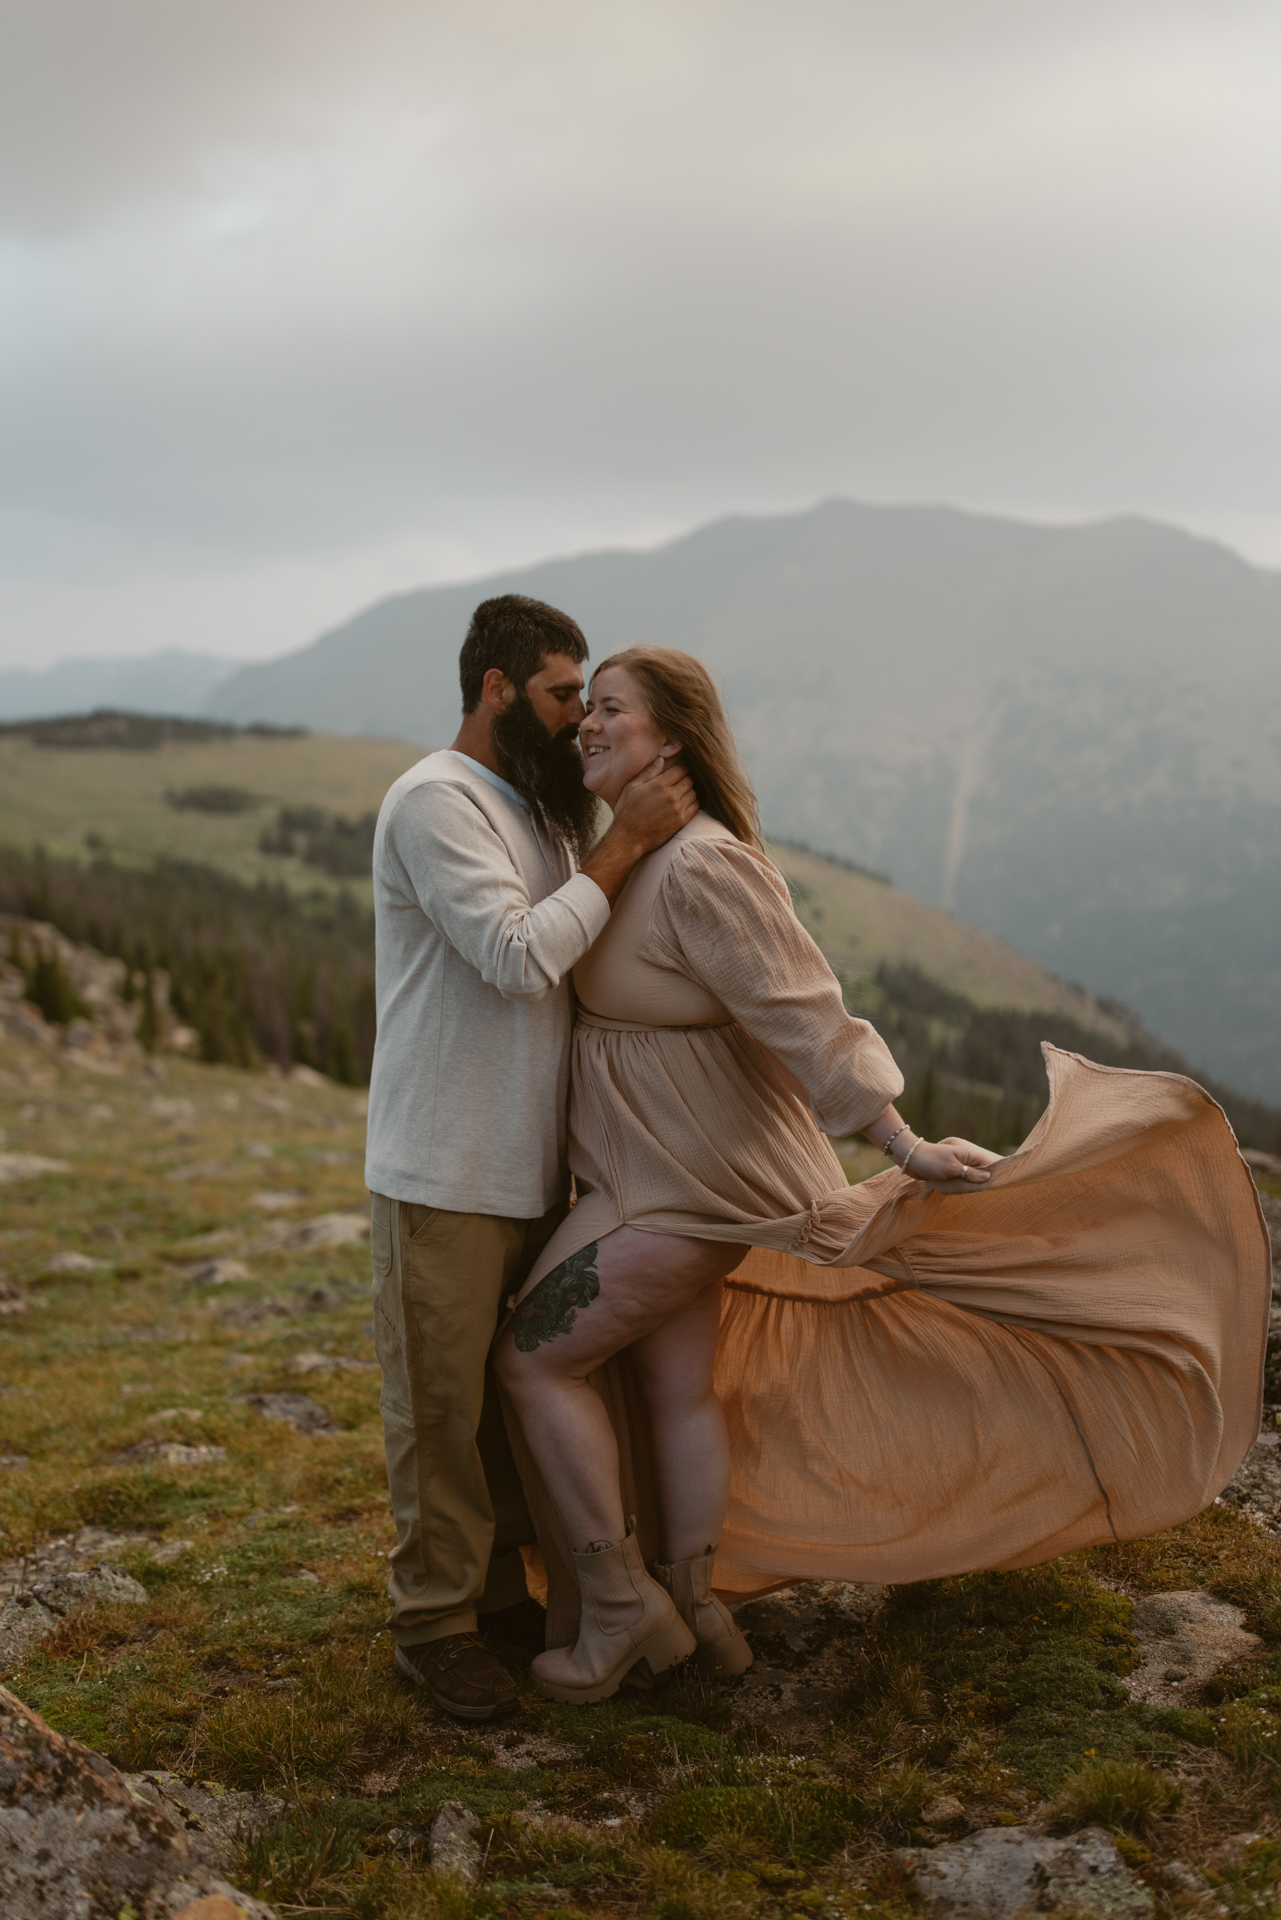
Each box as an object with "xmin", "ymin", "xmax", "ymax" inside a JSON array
[{"xmin": 459, "ymin": 595, "xmax": 588, "ymax": 713}]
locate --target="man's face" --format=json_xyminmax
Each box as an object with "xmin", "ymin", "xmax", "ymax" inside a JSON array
[
  {"xmin": 520, "ymin": 652, "xmax": 586, "ymax": 737},
  {"xmin": 491, "ymin": 650, "xmax": 599, "ymax": 856}
]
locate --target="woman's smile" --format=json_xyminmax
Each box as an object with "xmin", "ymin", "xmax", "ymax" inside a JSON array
[{"xmin": 579, "ymin": 665, "xmax": 679, "ymax": 806}]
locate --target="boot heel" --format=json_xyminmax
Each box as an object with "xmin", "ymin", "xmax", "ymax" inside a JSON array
[
  {"xmin": 634, "ymin": 1613, "xmax": 696, "ymax": 1679},
  {"xmin": 692, "ymin": 1627, "xmax": 753, "ymax": 1679}
]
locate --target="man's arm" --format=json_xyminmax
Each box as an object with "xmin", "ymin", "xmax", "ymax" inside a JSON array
[
  {"xmin": 580, "ymin": 757, "xmax": 698, "ymax": 905},
  {"xmin": 388, "ymin": 783, "xmax": 610, "ymax": 999}
]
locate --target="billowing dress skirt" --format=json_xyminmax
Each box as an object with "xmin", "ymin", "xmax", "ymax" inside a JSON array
[{"xmin": 502, "ymin": 817, "xmax": 1271, "ymax": 1646}]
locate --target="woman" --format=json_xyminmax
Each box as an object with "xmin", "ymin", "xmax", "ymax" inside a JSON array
[{"xmin": 495, "ymin": 649, "xmax": 1269, "ymax": 1708}]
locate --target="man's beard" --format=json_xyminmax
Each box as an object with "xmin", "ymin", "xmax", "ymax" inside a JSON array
[{"xmin": 493, "ymin": 694, "xmax": 600, "ymax": 860}]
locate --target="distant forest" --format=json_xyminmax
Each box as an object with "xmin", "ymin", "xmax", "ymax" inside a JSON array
[
  {"xmin": 0, "ymin": 846, "xmax": 372, "ymax": 1085},
  {"xmin": 846, "ymin": 963, "xmax": 1281, "ymax": 1156},
  {"xmin": 1, "ymin": 842, "xmax": 1278, "ymax": 1150}
]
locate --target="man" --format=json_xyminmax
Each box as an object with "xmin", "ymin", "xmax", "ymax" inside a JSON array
[{"xmin": 365, "ymin": 593, "xmax": 696, "ymax": 1720}]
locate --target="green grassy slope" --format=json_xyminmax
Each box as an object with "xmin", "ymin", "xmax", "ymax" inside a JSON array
[
  {"xmin": 0, "ymin": 725, "xmax": 1122, "ymax": 1040},
  {"xmin": 0, "ymin": 730, "xmax": 421, "ymax": 902}
]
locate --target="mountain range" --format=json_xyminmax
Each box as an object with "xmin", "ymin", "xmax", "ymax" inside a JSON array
[
  {"xmin": 0, "ymin": 649, "xmax": 237, "ymax": 722},
  {"xmin": 5, "ymin": 499, "xmax": 1279, "ymax": 1101}
]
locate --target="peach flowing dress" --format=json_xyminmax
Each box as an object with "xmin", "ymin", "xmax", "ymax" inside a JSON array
[{"xmin": 505, "ymin": 815, "xmax": 1271, "ymax": 1646}]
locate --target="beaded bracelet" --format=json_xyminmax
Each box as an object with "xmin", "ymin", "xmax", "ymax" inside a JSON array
[
  {"xmin": 900, "ymin": 1139, "xmax": 923, "ymax": 1176},
  {"xmin": 881, "ymin": 1123, "xmax": 911, "ymax": 1158}
]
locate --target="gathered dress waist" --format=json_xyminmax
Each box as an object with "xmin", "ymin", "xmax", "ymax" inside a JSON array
[{"xmin": 575, "ymin": 1007, "xmax": 735, "ymax": 1036}]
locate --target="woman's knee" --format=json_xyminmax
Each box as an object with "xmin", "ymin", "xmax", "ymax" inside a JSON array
[{"xmin": 493, "ymin": 1332, "xmax": 531, "ymax": 1401}]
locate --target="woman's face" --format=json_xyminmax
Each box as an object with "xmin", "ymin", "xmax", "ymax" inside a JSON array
[{"xmin": 579, "ymin": 666, "xmax": 681, "ymax": 808}]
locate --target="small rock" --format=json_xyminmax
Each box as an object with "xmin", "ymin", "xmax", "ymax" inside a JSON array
[
  {"xmin": 182, "ymin": 1259, "xmax": 249, "ymax": 1287},
  {"xmin": 0, "ymin": 1284, "xmax": 29, "ymax": 1317},
  {"xmin": 246, "ymin": 1213, "xmax": 370, "ymax": 1255},
  {"xmin": 150, "ymin": 1097, "xmax": 196, "ymax": 1121},
  {"xmin": 288, "ymin": 1064, "xmax": 328, "ymax": 1087},
  {"xmin": 1159, "ymin": 1860, "xmax": 1209, "ymax": 1895},
  {"xmin": 217, "ymin": 1297, "xmax": 290, "ymax": 1327},
  {"xmin": 252, "ymin": 1190, "xmax": 304, "ymax": 1211},
  {"xmin": 283, "ymin": 1568, "xmax": 321, "ymax": 1585},
  {"xmin": 429, "ymin": 1800, "xmax": 482, "ymax": 1882},
  {"xmin": 115, "ymin": 1440, "xmax": 228, "ymax": 1466},
  {"xmin": 0, "ymin": 1563, "xmax": 148, "ymax": 1667},
  {"xmin": 387, "ymin": 1825, "xmax": 429, "ymax": 1857},
  {"xmin": 289, "ymin": 1350, "xmax": 377, "ymax": 1375},
  {"xmin": 44, "ymin": 1250, "xmax": 109, "ymax": 1273},
  {"xmin": 244, "ymin": 1392, "xmax": 338, "ymax": 1434},
  {"xmin": 1123, "ymin": 1590, "xmax": 1261, "ymax": 1705},
  {"xmin": 280, "ymin": 1212, "xmax": 370, "ymax": 1250},
  {"xmin": 1205, "ymin": 1832, "xmax": 1266, "ymax": 1871},
  {"xmin": 151, "ymin": 1540, "xmax": 193, "ymax": 1563},
  {"xmin": 0, "ymin": 1153, "xmax": 71, "ymax": 1184},
  {"xmin": 0, "ymin": 1456, "xmax": 29, "ymax": 1471},
  {"xmin": 903, "ymin": 1823, "xmax": 1153, "ymax": 1919},
  {"xmin": 921, "ymin": 1794, "xmax": 967, "ymax": 1827}
]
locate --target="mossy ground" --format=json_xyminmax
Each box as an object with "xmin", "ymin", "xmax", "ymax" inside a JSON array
[{"xmin": 2, "ymin": 1034, "xmax": 1280, "ymax": 1918}]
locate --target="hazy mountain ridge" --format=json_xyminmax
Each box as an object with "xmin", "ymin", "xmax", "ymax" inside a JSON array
[
  {"xmin": 206, "ymin": 500, "xmax": 1281, "ymax": 1100},
  {"xmin": 0, "ymin": 649, "xmax": 239, "ymax": 721}
]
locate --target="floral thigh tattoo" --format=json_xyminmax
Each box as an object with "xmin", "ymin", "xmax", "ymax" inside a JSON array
[{"xmin": 512, "ymin": 1242, "xmax": 601, "ymax": 1352}]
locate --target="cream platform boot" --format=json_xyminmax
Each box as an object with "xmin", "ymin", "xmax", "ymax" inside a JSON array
[
  {"xmin": 657, "ymin": 1548, "xmax": 753, "ymax": 1679},
  {"xmin": 531, "ymin": 1533, "xmax": 696, "ymax": 1705}
]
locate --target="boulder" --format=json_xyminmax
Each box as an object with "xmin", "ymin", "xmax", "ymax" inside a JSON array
[
  {"xmin": 903, "ymin": 1823, "xmax": 1153, "ymax": 1919},
  {"xmin": 0, "ymin": 1682, "xmax": 277, "ymax": 1917}
]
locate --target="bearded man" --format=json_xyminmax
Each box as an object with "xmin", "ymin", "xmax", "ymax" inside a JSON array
[{"xmin": 365, "ymin": 593, "xmax": 696, "ymax": 1721}]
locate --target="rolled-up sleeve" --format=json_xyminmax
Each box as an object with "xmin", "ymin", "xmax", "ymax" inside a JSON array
[
  {"xmin": 644, "ymin": 838, "xmax": 904, "ymax": 1135},
  {"xmin": 385, "ymin": 783, "xmax": 609, "ymax": 1000}
]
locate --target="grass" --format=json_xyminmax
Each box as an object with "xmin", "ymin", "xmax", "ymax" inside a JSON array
[
  {"xmin": 2, "ymin": 1022, "xmax": 1280, "ymax": 1918},
  {"xmin": 1050, "ymin": 1757, "xmax": 1183, "ymax": 1835},
  {"xmin": 0, "ymin": 730, "xmax": 419, "ymax": 903}
]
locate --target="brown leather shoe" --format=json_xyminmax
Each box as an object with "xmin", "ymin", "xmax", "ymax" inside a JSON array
[
  {"xmin": 395, "ymin": 1633, "xmax": 519, "ymax": 1721},
  {"xmin": 480, "ymin": 1596, "xmax": 547, "ymax": 1654}
]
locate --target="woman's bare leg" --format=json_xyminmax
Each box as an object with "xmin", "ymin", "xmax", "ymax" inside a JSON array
[
  {"xmin": 494, "ymin": 1226, "xmax": 744, "ymax": 1554},
  {"xmin": 629, "ymin": 1279, "xmax": 728, "ymax": 1562}
]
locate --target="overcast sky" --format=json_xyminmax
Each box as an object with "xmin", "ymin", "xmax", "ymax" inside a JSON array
[{"xmin": 3, "ymin": 0, "xmax": 1281, "ymax": 669}]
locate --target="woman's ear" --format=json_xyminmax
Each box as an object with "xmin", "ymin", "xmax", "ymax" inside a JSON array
[{"xmin": 656, "ymin": 740, "xmax": 683, "ymax": 764}]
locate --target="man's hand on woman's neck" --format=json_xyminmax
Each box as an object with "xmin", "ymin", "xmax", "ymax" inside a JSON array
[{"xmin": 581, "ymin": 758, "xmax": 698, "ymax": 905}]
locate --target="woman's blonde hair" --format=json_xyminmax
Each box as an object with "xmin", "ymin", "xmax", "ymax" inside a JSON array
[{"xmin": 590, "ymin": 646, "xmax": 762, "ymax": 849}]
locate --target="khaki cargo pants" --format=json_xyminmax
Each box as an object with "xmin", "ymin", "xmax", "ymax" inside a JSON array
[{"xmin": 370, "ymin": 1193, "xmax": 563, "ymax": 1647}]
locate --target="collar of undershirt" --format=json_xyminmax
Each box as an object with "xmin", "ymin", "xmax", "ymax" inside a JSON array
[{"xmin": 445, "ymin": 749, "xmax": 529, "ymax": 810}]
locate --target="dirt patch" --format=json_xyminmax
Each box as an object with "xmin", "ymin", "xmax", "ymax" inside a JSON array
[{"xmin": 1122, "ymin": 1589, "xmax": 1263, "ymax": 1706}]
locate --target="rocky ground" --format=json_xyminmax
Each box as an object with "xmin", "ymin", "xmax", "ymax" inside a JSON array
[{"xmin": 3, "ymin": 951, "xmax": 1281, "ymax": 1918}]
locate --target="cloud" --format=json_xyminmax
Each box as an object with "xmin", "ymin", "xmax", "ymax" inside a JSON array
[{"xmin": 2, "ymin": 0, "xmax": 1280, "ymax": 664}]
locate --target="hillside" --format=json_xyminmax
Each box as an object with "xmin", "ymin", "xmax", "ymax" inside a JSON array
[
  {"xmin": 0, "ymin": 721, "xmax": 1129, "ymax": 1037},
  {"xmin": 205, "ymin": 499, "xmax": 1281, "ymax": 1103},
  {"xmin": 0, "ymin": 725, "xmax": 420, "ymax": 901}
]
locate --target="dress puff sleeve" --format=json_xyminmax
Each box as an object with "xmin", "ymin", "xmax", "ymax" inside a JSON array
[{"xmin": 641, "ymin": 837, "xmax": 905, "ymax": 1137}]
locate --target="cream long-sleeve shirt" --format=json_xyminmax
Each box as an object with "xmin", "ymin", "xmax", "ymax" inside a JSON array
[{"xmin": 364, "ymin": 750, "xmax": 610, "ymax": 1214}]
